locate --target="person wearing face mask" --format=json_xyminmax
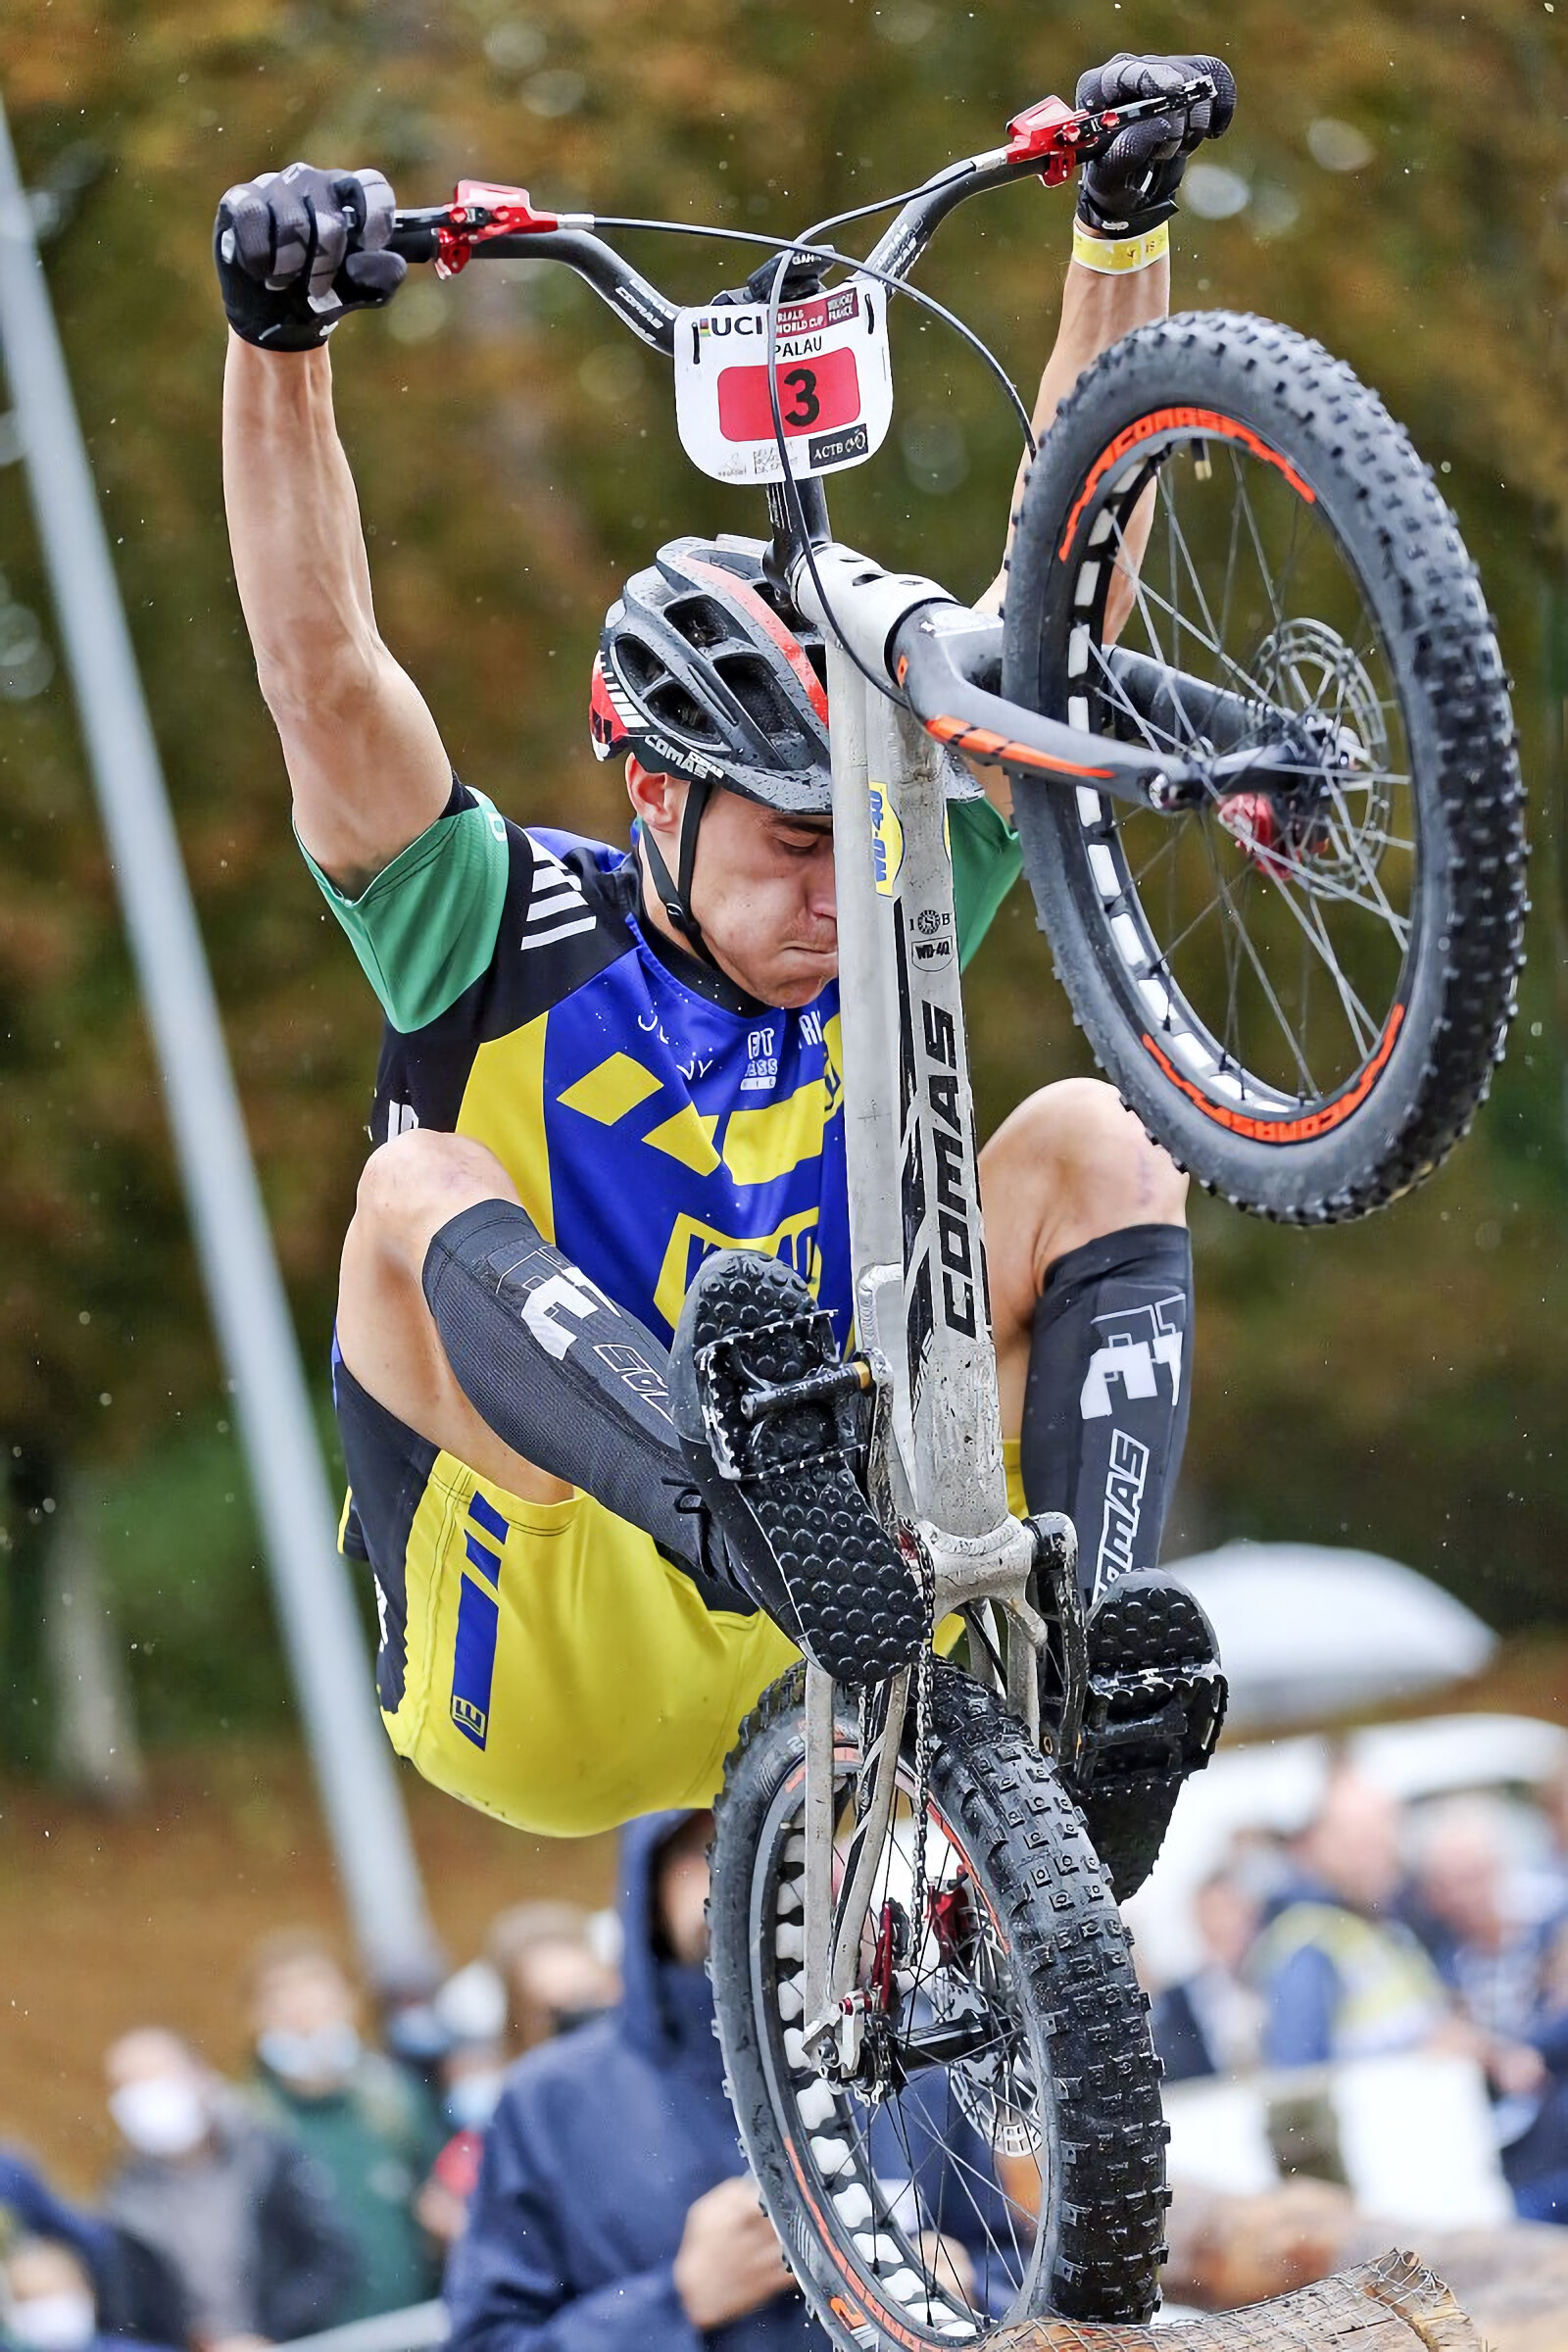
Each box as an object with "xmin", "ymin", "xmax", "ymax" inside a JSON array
[
  {"xmin": 244, "ymin": 1937, "xmax": 443, "ymax": 2323},
  {"xmin": 447, "ymin": 1812, "xmax": 816, "ymax": 2352},
  {"xmin": 101, "ymin": 2029, "xmax": 355, "ymax": 2352},
  {"xmin": 410, "ymin": 1963, "xmax": 511, "ymax": 2256},
  {"xmin": 0, "ymin": 2238, "xmax": 172, "ymax": 2352}
]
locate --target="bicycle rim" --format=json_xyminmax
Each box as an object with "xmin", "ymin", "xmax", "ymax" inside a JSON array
[
  {"xmin": 750, "ymin": 1740, "xmax": 1051, "ymax": 2339},
  {"xmin": 1055, "ymin": 416, "xmax": 1419, "ymax": 1135}
]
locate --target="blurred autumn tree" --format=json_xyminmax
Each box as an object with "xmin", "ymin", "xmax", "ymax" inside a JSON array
[{"xmin": 0, "ymin": 0, "xmax": 1563, "ymax": 1742}]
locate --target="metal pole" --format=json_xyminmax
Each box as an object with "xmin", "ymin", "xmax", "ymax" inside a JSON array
[{"xmin": 0, "ymin": 98, "xmax": 440, "ymax": 1984}]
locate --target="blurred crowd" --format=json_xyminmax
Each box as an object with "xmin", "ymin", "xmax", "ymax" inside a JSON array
[
  {"xmin": 1147, "ymin": 1759, "xmax": 1568, "ymax": 2224},
  {"xmin": 8, "ymin": 1767, "xmax": 1568, "ymax": 2352},
  {"xmin": 1, "ymin": 1812, "xmax": 830, "ymax": 2350}
]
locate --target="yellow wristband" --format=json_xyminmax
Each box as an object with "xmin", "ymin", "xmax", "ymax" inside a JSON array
[{"xmin": 1071, "ymin": 220, "xmax": 1170, "ymax": 275}]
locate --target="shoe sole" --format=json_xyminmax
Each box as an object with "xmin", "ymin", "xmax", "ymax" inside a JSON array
[
  {"xmin": 1068, "ymin": 1572, "xmax": 1227, "ymax": 1899},
  {"xmin": 675, "ymin": 1251, "xmax": 924, "ymax": 1686}
]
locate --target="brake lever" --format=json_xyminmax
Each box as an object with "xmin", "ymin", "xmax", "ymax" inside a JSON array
[
  {"xmin": 1004, "ymin": 75, "xmax": 1217, "ymax": 187},
  {"xmin": 392, "ymin": 180, "xmax": 594, "ymax": 275}
]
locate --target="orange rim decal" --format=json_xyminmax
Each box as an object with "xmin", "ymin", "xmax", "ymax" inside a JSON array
[
  {"xmin": 1058, "ymin": 406, "xmax": 1317, "ymax": 563},
  {"xmin": 1143, "ymin": 1003, "xmax": 1404, "ymax": 1142},
  {"xmin": 925, "ymin": 711, "xmax": 1115, "ymax": 778},
  {"xmin": 782, "ymin": 2137, "xmax": 933, "ymax": 2351}
]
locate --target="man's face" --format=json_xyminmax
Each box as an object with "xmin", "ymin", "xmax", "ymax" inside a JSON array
[
  {"xmin": 104, "ymin": 2031, "xmax": 212, "ymax": 2159},
  {"xmin": 1419, "ymin": 1827, "xmax": 1503, "ymax": 1946},
  {"xmin": 252, "ymin": 1954, "xmax": 357, "ymax": 2040},
  {"xmin": 1300, "ymin": 1775, "xmax": 1404, "ymax": 1913},
  {"xmin": 657, "ymin": 1813, "xmax": 714, "ymax": 1967},
  {"xmin": 632, "ymin": 767, "xmax": 837, "ymax": 1008}
]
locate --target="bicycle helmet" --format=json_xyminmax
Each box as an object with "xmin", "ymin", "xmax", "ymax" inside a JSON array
[{"xmin": 590, "ymin": 536, "xmax": 832, "ymax": 961}]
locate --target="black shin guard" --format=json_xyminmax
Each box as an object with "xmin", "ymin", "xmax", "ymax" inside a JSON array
[
  {"xmin": 420, "ymin": 1200, "xmax": 738, "ymax": 1604},
  {"xmin": 1019, "ymin": 1223, "xmax": 1193, "ymax": 1608}
]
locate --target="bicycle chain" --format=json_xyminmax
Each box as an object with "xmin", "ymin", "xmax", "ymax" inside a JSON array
[{"xmin": 906, "ymin": 1530, "xmax": 936, "ymax": 1933}]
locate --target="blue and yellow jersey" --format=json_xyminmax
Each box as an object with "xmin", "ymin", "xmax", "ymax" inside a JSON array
[{"xmin": 303, "ymin": 778, "xmax": 1020, "ymax": 1347}]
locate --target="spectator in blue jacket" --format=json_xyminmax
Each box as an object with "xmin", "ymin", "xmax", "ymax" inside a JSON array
[
  {"xmin": 0, "ymin": 2149, "xmax": 182, "ymax": 2347},
  {"xmin": 445, "ymin": 1809, "xmax": 815, "ymax": 2352}
]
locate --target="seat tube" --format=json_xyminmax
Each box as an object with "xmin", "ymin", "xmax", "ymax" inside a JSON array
[
  {"xmin": 870, "ymin": 700, "xmax": 1006, "ymax": 1536},
  {"xmin": 828, "ymin": 647, "xmax": 903, "ymax": 1280}
]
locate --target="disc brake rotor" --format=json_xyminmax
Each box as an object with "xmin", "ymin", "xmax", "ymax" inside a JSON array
[{"xmin": 1220, "ymin": 617, "xmax": 1392, "ymax": 894}]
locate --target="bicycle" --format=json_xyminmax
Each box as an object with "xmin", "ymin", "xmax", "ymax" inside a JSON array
[{"xmin": 387, "ymin": 79, "xmax": 1527, "ymax": 2347}]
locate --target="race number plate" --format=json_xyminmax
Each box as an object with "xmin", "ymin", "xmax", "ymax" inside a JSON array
[{"xmin": 672, "ymin": 281, "xmax": 893, "ymax": 485}]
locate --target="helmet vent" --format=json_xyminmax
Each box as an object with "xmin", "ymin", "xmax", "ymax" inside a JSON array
[
  {"xmin": 616, "ymin": 642, "xmax": 661, "ymax": 694},
  {"xmin": 647, "ymin": 680, "xmax": 723, "ymax": 742},
  {"xmin": 668, "ymin": 595, "xmax": 735, "ymax": 653},
  {"xmin": 714, "ymin": 652, "xmax": 802, "ymax": 749}
]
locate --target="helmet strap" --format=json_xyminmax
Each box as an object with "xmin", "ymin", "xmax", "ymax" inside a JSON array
[{"xmin": 640, "ymin": 778, "xmax": 719, "ymax": 968}]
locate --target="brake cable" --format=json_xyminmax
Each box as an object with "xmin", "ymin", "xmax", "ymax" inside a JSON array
[{"xmin": 587, "ymin": 206, "xmax": 1038, "ymax": 705}]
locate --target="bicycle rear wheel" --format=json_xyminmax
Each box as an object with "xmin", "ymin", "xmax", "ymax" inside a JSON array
[
  {"xmin": 709, "ymin": 1665, "xmax": 1166, "ymax": 2345},
  {"xmin": 1001, "ymin": 311, "xmax": 1527, "ymax": 1222}
]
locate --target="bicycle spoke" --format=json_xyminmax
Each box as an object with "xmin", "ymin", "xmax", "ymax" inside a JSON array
[
  {"xmin": 1052, "ymin": 432, "xmax": 1430, "ymax": 1117},
  {"xmin": 1204, "ymin": 849, "xmax": 1324, "ymax": 1098},
  {"xmin": 1229, "ymin": 442, "xmax": 1287, "ymax": 637}
]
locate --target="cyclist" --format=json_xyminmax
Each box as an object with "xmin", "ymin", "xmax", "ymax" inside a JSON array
[{"xmin": 215, "ymin": 51, "xmax": 1233, "ymax": 1898}]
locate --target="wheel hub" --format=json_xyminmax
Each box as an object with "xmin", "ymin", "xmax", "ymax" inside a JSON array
[{"xmin": 1217, "ymin": 617, "xmax": 1392, "ymax": 890}]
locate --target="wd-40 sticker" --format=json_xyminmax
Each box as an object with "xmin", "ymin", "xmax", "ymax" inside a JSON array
[
  {"xmin": 868, "ymin": 781, "xmax": 904, "ymax": 896},
  {"xmin": 673, "ymin": 281, "xmax": 893, "ymax": 485}
]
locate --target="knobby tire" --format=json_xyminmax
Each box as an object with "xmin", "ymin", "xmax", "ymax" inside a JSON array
[{"xmin": 1002, "ymin": 311, "xmax": 1528, "ymax": 1223}]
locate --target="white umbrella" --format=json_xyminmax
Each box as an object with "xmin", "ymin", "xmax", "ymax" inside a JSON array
[{"xmin": 1165, "ymin": 1539, "xmax": 1495, "ymax": 1732}]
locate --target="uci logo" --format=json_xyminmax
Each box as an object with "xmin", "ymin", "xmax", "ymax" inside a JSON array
[{"xmin": 868, "ymin": 783, "xmax": 904, "ymax": 897}]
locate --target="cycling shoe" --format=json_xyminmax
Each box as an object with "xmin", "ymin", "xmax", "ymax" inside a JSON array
[
  {"xmin": 1063, "ymin": 1570, "xmax": 1227, "ymax": 1900},
  {"xmin": 669, "ymin": 1249, "xmax": 925, "ymax": 1686}
]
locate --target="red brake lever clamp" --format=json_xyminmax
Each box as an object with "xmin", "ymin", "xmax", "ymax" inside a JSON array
[
  {"xmin": 1004, "ymin": 97, "xmax": 1092, "ymax": 187},
  {"xmin": 433, "ymin": 180, "xmax": 571, "ymax": 276},
  {"xmin": 1005, "ymin": 77, "xmax": 1217, "ymax": 187}
]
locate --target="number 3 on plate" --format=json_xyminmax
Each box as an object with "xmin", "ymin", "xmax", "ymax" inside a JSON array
[{"xmin": 782, "ymin": 368, "xmax": 820, "ymax": 427}]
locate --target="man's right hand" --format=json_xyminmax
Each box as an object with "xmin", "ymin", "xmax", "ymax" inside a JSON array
[
  {"xmin": 1076, "ymin": 55, "xmax": 1237, "ymax": 235},
  {"xmin": 672, "ymin": 2175, "xmax": 796, "ymax": 2330},
  {"xmin": 215, "ymin": 164, "xmax": 406, "ymax": 351}
]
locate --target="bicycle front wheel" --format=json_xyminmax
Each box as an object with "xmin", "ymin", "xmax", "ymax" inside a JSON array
[
  {"xmin": 1001, "ymin": 311, "xmax": 1527, "ymax": 1223},
  {"xmin": 709, "ymin": 1665, "xmax": 1166, "ymax": 2346}
]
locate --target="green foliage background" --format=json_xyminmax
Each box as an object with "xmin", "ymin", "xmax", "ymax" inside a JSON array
[{"xmin": 0, "ymin": 0, "xmax": 1564, "ymax": 1741}]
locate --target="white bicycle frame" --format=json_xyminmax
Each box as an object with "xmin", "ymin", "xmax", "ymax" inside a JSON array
[{"xmin": 784, "ymin": 543, "xmax": 1084, "ymax": 2066}]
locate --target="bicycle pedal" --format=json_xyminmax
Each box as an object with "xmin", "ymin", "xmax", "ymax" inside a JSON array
[
  {"xmin": 1066, "ymin": 1572, "xmax": 1228, "ymax": 1898},
  {"xmin": 695, "ymin": 1311, "xmax": 859, "ymax": 1480}
]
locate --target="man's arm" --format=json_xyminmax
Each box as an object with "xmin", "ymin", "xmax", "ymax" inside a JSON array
[
  {"xmin": 971, "ymin": 54, "xmax": 1236, "ymax": 820},
  {"xmin": 444, "ymin": 2089, "xmax": 707, "ymax": 2352},
  {"xmin": 218, "ymin": 167, "xmax": 451, "ymax": 896},
  {"xmin": 976, "ymin": 251, "xmax": 1169, "ymax": 623}
]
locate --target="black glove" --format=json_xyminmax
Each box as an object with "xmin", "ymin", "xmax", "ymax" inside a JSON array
[
  {"xmin": 215, "ymin": 163, "xmax": 406, "ymax": 350},
  {"xmin": 1075, "ymin": 54, "xmax": 1237, "ymax": 236}
]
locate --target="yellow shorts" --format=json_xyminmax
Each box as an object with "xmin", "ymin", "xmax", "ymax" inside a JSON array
[{"xmin": 335, "ymin": 1358, "xmax": 800, "ymax": 1838}]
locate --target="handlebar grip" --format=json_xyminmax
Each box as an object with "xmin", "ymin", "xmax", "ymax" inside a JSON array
[{"xmin": 388, "ymin": 222, "xmax": 438, "ymax": 263}]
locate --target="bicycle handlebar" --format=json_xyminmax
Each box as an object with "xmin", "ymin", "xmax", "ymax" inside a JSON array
[
  {"xmin": 384, "ymin": 79, "xmax": 1214, "ymax": 343},
  {"xmin": 377, "ymin": 78, "xmax": 1220, "ymax": 797}
]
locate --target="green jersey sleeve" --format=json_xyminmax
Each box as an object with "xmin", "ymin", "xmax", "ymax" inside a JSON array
[
  {"xmin": 296, "ymin": 784, "xmax": 512, "ymax": 1033},
  {"xmin": 950, "ymin": 793, "xmax": 1022, "ymax": 967}
]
